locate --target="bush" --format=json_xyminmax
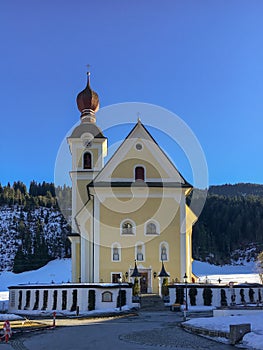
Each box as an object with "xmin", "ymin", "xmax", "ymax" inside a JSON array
[
  {"xmin": 133, "ymin": 277, "xmax": 140, "ymax": 296},
  {"xmin": 52, "ymin": 290, "xmax": 58, "ymax": 310},
  {"xmin": 161, "ymin": 278, "xmax": 169, "ymax": 297},
  {"xmin": 70, "ymin": 289, "xmax": 78, "ymax": 311},
  {"xmin": 202, "ymin": 287, "xmax": 212, "ymax": 306},
  {"xmin": 258, "ymin": 289, "xmax": 262, "ymax": 303},
  {"xmin": 249, "ymin": 288, "xmax": 255, "ymax": 303},
  {"xmin": 62, "ymin": 290, "xmax": 67, "ymax": 310},
  {"xmin": 240, "ymin": 288, "xmax": 245, "ymax": 303},
  {"xmin": 33, "ymin": 290, "xmax": 39, "ymax": 310},
  {"xmin": 18, "ymin": 291, "xmax": 22, "ymax": 310},
  {"xmin": 189, "ymin": 287, "xmax": 197, "ymax": 306},
  {"xmin": 175, "ymin": 286, "xmax": 184, "ymax": 304},
  {"xmin": 220, "ymin": 289, "xmax": 227, "ymax": 307},
  {"xmin": 25, "ymin": 290, "xmax": 31, "ymax": 309},
  {"xmin": 88, "ymin": 290, "xmax": 96, "ymax": 311},
  {"xmin": 117, "ymin": 290, "xmax": 126, "ymax": 308}
]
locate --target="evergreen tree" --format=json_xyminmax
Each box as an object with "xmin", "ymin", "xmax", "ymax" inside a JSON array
[{"xmin": 13, "ymin": 246, "xmax": 25, "ymax": 273}]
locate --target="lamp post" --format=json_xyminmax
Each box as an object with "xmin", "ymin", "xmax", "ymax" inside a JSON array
[
  {"xmin": 118, "ymin": 276, "xmax": 122, "ymax": 311},
  {"xmin": 183, "ymin": 273, "xmax": 188, "ymax": 321}
]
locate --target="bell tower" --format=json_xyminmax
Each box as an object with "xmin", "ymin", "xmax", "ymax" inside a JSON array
[{"xmin": 67, "ymin": 72, "xmax": 107, "ymax": 282}]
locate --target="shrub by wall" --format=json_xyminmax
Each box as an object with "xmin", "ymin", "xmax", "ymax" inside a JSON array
[
  {"xmin": 175, "ymin": 286, "xmax": 184, "ymax": 304},
  {"xmin": 88, "ymin": 290, "xmax": 96, "ymax": 311},
  {"xmin": 203, "ymin": 287, "xmax": 213, "ymax": 306},
  {"xmin": 189, "ymin": 287, "xmax": 197, "ymax": 306}
]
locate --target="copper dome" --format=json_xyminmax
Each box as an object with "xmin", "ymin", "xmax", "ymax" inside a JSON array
[{"xmin": 76, "ymin": 72, "xmax": 100, "ymax": 117}]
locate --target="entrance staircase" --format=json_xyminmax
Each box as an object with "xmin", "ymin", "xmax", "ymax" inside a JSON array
[{"xmin": 140, "ymin": 293, "xmax": 167, "ymax": 311}]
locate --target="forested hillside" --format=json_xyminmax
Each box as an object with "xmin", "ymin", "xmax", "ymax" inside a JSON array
[
  {"xmin": 193, "ymin": 183, "xmax": 263, "ymax": 265},
  {"xmin": 0, "ymin": 181, "xmax": 71, "ymax": 272},
  {"xmin": 1, "ymin": 181, "xmax": 263, "ymax": 272},
  {"xmin": 209, "ymin": 183, "xmax": 263, "ymax": 198}
]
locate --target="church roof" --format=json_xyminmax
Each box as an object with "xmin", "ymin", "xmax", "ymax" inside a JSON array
[
  {"xmin": 89, "ymin": 120, "xmax": 192, "ymax": 189},
  {"xmin": 89, "ymin": 181, "xmax": 191, "ymax": 188},
  {"xmin": 69, "ymin": 122, "xmax": 105, "ymax": 139}
]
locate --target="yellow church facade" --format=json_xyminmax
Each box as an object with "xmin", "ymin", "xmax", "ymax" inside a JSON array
[{"xmin": 68, "ymin": 73, "xmax": 196, "ymax": 294}]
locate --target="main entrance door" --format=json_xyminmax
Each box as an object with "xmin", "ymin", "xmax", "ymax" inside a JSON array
[{"xmin": 140, "ymin": 272, "xmax": 148, "ymax": 293}]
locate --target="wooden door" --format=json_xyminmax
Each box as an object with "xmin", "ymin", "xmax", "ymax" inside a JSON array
[{"xmin": 140, "ymin": 272, "xmax": 148, "ymax": 293}]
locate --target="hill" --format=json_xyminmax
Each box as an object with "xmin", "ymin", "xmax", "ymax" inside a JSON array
[
  {"xmin": 1, "ymin": 181, "xmax": 263, "ymax": 271},
  {"xmin": 193, "ymin": 183, "xmax": 263, "ymax": 265},
  {"xmin": 209, "ymin": 183, "xmax": 263, "ymax": 197},
  {"xmin": 0, "ymin": 181, "xmax": 71, "ymax": 272}
]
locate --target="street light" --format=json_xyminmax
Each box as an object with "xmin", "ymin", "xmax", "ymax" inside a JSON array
[
  {"xmin": 118, "ymin": 276, "xmax": 122, "ymax": 311},
  {"xmin": 183, "ymin": 273, "xmax": 188, "ymax": 321}
]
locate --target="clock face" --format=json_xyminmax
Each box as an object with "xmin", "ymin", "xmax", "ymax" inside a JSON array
[
  {"xmin": 84, "ymin": 140, "xmax": 92, "ymax": 148},
  {"xmin": 82, "ymin": 133, "xmax": 94, "ymax": 148}
]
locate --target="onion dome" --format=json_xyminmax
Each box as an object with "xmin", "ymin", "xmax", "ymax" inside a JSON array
[{"xmin": 76, "ymin": 72, "xmax": 99, "ymax": 123}]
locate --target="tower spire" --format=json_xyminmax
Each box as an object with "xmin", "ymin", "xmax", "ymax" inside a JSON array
[{"xmin": 76, "ymin": 68, "xmax": 99, "ymax": 123}]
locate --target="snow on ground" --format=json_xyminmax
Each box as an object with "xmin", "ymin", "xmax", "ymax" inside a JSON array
[
  {"xmin": 0, "ymin": 259, "xmax": 71, "ymax": 311},
  {"xmin": 0, "ymin": 258, "xmax": 71, "ymax": 293},
  {"xmin": 192, "ymin": 260, "xmax": 261, "ymax": 284},
  {"xmin": 184, "ymin": 314, "xmax": 263, "ymax": 350},
  {"xmin": 192, "ymin": 259, "xmax": 257, "ymax": 275},
  {"xmin": 189, "ymin": 260, "xmax": 263, "ymax": 350},
  {"xmin": 0, "ymin": 258, "xmax": 262, "ymax": 349},
  {"xmin": 0, "ymin": 314, "xmax": 23, "ymax": 320}
]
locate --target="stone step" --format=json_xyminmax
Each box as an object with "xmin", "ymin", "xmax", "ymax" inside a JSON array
[{"xmin": 140, "ymin": 294, "xmax": 167, "ymax": 311}]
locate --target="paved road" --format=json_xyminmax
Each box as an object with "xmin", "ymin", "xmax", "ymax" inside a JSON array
[{"xmin": 5, "ymin": 311, "xmax": 240, "ymax": 350}]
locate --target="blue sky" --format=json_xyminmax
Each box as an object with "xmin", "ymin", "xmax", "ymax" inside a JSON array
[{"xmin": 1, "ymin": 0, "xmax": 263, "ymax": 187}]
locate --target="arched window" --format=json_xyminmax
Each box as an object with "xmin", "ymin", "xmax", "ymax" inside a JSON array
[
  {"xmin": 146, "ymin": 222, "xmax": 157, "ymax": 234},
  {"xmin": 145, "ymin": 220, "xmax": 160, "ymax": 235},
  {"xmin": 121, "ymin": 220, "xmax": 135, "ymax": 235},
  {"xmin": 135, "ymin": 242, "xmax": 145, "ymax": 261},
  {"xmin": 113, "ymin": 247, "xmax": 119, "ymax": 261},
  {"xmin": 102, "ymin": 291, "xmax": 113, "ymax": 302},
  {"xmin": 135, "ymin": 166, "xmax": 145, "ymax": 181},
  {"xmin": 112, "ymin": 243, "xmax": 121, "ymax": 262},
  {"xmin": 83, "ymin": 152, "xmax": 92, "ymax": 169},
  {"xmin": 160, "ymin": 242, "xmax": 169, "ymax": 261}
]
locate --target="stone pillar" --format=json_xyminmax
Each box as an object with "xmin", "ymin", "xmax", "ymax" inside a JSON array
[{"xmin": 229, "ymin": 324, "xmax": 251, "ymax": 345}]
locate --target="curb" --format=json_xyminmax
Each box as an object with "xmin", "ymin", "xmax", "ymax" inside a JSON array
[{"xmin": 181, "ymin": 323, "xmax": 230, "ymax": 340}]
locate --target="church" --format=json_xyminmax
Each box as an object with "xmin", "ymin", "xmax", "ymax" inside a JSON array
[{"xmin": 67, "ymin": 72, "xmax": 197, "ymax": 294}]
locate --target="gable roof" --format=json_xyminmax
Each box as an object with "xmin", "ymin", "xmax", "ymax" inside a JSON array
[{"xmin": 89, "ymin": 120, "xmax": 192, "ymax": 189}]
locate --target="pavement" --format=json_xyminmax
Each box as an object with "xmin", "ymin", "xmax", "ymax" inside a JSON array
[{"xmin": 0, "ymin": 310, "xmax": 236, "ymax": 350}]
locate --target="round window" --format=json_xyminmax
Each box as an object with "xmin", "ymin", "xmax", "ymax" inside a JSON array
[{"xmin": 135, "ymin": 143, "xmax": 143, "ymax": 150}]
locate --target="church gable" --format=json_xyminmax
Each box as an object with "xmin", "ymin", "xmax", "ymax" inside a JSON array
[{"xmin": 93, "ymin": 121, "xmax": 190, "ymax": 187}]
